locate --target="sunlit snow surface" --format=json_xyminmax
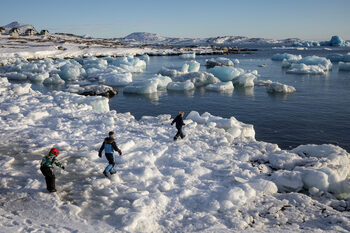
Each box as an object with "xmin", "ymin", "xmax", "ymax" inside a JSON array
[{"xmin": 1, "ymin": 77, "xmax": 350, "ymax": 232}]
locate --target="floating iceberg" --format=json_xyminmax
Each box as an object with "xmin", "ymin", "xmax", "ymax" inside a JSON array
[
  {"xmin": 286, "ymin": 64, "xmax": 326, "ymax": 75},
  {"xmin": 205, "ymin": 57, "xmax": 234, "ymax": 68},
  {"xmin": 159, "ymin": 60, "xmax": 200, "ymax": 77},
  {"xmin": 297, "ymin": 56, "xmax": 332, "ymax": 70},
  {"xmin": 271, "ymin": 53, "xmax": 302, "ymax": 61},
  {"xmin": 292, "ymin": 41, "xmax": 320, "ymax": 47},
  {"xmin": 173, "ymin": 72, "xmax": 220, "ymax": 87},
  {"xmin": 139, "ymin": 54, "xmax": 150, "ymax": 62},
  {"xmin": 148, "ymin": 74, "xmax": 172, "ymax": 89},
  {"xmin": 255, "ymin": 79, "xmax": 272, "ymax": 86},
  {"xmin": 283, "ymin": 56, "xmax": 332, "ymax": 74},
  {"xmin": 205, "ymin": 81, "xmax": 234, "ymax": 92},
  {"xmin": 179, "ymin": 52, "xmax": 196, "ymax": 59},
  {"xmin": 207, "ymin": 66, "xmax": 244, "ymax": 82},
  {"xmin": 233, "ymin": 72, "xmax": 257, "ymax": 87},
  {"xmin": 113, "ymin": 56, "xmax": 147, "ymax": 73},
  {"xmin": 167, "ymin": 80, "xmax": 195, "ymax": 91},
  {"xmin": 123, "ymin": 79, "xmax": 158, "ymax": 94},
  {"xmin": 99, "ymin": 71, "xmax": 133, "ymax": 86},
  {"xmin": 266, "ymin": 82, "xmax": 296, "ymax": 94},
  {"xmin": 320, "ymin": 35, "xmax": 350, "ymax": 47}
]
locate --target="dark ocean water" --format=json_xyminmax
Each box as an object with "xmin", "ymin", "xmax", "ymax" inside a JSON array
[{"xmin": 109, "ymin": 47, "xmax": 350, "ymax": 151}]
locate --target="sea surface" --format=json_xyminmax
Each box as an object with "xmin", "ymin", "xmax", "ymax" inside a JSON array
[{"xmin": 109, "ymin": 47, "xmax": 350, "ymax": 151}]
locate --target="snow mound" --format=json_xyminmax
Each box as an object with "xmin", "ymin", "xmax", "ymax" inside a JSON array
[{"xmin": 186, "ymin": 111, "xmax": 255, "ymax": 141}]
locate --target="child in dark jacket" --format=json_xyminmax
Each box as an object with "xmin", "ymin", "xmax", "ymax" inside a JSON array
[
  {"xmin": 40, "ymin": 148, "xmax": 65, "ymax": 193},
  {"xmin": 171, "ymin": 112, "xmax": 186, "ymax": 141},
  {"xmin": 99, "ymin": 131, "xmax": 122, "ymax": 177}
]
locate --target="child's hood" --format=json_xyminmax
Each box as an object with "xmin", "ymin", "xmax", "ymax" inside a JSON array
[{"xmin": 104, "ymin": 137, "xmax": 115, "ymax": 144}]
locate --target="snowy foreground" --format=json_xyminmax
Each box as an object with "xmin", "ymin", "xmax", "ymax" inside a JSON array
[{"xmin": 1, "ymin": 77, "xmax": 350, "ymax": 233}]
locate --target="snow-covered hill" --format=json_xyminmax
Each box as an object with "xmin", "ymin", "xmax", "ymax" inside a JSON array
[
  {"xmin": 2, "ymin": 21, "xmax": 37, "ymax": 34},
  {"xmin": 117, "ymin": 32, "xmax": 304, "ymax": 47}
]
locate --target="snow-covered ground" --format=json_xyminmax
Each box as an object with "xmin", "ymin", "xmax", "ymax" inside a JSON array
[{"xmin": 1, "ymin": 75, "xmax": 350, "ymax": 232}]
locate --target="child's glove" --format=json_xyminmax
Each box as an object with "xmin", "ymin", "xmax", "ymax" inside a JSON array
[{"xmin": 98, "ymin": 152, "xmax": 102, "ymax": 158}]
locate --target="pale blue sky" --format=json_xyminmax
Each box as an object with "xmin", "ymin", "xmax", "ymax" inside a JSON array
[{"xmin": 1, "ymin": 0, "xmax": 349, "ymax": 40}]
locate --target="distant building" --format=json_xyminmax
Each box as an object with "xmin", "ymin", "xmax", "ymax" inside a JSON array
[
  {"xmin": 0, "ymin": 27, "xmax": 5, "ymax": 34},
  {"xmin": 9, "ymin": 28, "xmax": 20, "ymax": 37},
  {"xmin": 40, "ymin": 30, "xmax": 50, "ymax": 36},
  {"xmin": 25, "ymin": 28, "xmax": 36, "ymax": 36}
]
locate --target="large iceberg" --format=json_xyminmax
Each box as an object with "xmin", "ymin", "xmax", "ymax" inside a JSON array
[
  {"xmin": 283, "ymin": 56, "xmax": 332, "ymax": 74},
  {"xmin": 207, "ymin": 66, "xmax": 244, "ymax": 82},
  {"xmin": 320, "ymin": 36, "xmax": 350, "ymax": 47}
]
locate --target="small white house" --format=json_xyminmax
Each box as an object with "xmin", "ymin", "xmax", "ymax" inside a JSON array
[
  {"xmin": 25, "ymin": 28, "xmax": 36, "ymax": 36},
  {"xmin": 40, "ymin": 30, "xmax": 50, "ymax": 36},
  {"xmin": 10, "ymin": 28, "xmax": 20, "ymax": 37}
]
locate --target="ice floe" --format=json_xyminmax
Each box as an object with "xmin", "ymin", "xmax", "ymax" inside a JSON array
[{"xmin": 266, "ymin": 82, "xmax": 296, "ymax": 94}]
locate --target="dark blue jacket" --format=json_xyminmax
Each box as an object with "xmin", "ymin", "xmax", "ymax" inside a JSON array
[
  {"xmin": 171, "ymin": 114, "xmax": 185, "ymax": 129},
  {"xmin": 99, "ymin": 137, "xmax": 122, "ymax": 157}
]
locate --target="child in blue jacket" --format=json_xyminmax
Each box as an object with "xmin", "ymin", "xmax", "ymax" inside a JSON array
[{"xmin": 98, "ymin": 131, "xmax": 122, "ymax": 177}]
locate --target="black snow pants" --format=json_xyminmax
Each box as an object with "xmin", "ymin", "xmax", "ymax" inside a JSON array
[
  {"xmin": 174, "ymin": 127, "xmax": 185, "ymax": 140},
  {"xmin": 40, "ymin": 166, "xmax": 56, "ymax": 192}
]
